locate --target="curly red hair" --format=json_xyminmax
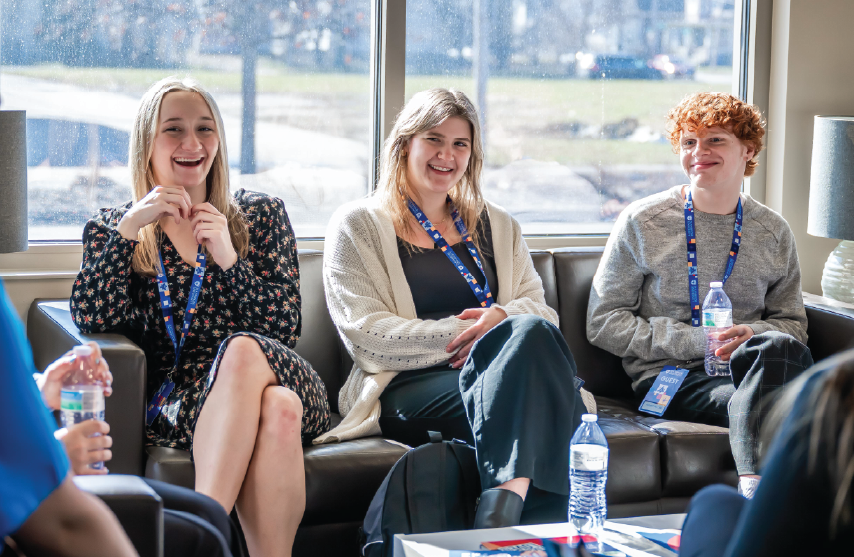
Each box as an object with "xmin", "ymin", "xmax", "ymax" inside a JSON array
[{"xmin": 666, "ymin": 92, "xmax": 766, "ymax": 177}]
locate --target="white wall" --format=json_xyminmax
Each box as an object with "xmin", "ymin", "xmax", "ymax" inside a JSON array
[{"xmin": 764, "ymin": 0, "xmax": 854, "ymax": 294}]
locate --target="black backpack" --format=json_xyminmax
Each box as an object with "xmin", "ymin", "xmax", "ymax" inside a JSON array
[{"xmin": 360, "ymin": 438, "xmax": 481, "ymax": 557}]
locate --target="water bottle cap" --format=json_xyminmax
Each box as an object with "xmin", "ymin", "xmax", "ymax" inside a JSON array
[
  {"xmin": 72, "ymin": 345, "xmax": 93, "ymax": 357},
  {"xmin": 581, "ymin": 414, "xmax": 598, "ymax": 422},
  {"xmin": 710, "ymin": 281, "xmax": 723, "ymax": 288}
]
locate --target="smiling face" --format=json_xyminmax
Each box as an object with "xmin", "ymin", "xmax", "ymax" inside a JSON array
[
  {"xmin": 404, "ymin": 116, "xmax": 472, "ymax": 202},
  {"xmin": 679, "ymin": 126, "xmax": 755, "ymax": 192},
  {"xmin": 150, "ymin": 91, "xmax": 219, "ymax": 195}
]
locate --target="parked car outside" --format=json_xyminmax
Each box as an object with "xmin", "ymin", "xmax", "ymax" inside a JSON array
[
  {"xmin": 575, "ymin": 53, "xmax": 662, "ymax": 80},
  {"xmin": 648, "ymin": 54, "xmax": 696, "ymax": 79}
]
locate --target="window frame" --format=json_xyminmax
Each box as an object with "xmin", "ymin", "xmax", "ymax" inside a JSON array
[{"xmin": 10, "ymin": 0, "xmax": 753, "ymax": 252}]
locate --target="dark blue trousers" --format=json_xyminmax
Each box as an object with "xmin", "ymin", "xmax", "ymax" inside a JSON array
[
  {"xmin": 635, "ymin": 331, "xmax": 813, "ymax": 475},
  {"xmin": 379, "ymin": 314, "xmax": 585, "ymax": 523}
]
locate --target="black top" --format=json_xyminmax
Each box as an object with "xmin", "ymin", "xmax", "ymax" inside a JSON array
[{"xmin": 398, "ymin": 213, "xmax": 499, "ymax": 320}]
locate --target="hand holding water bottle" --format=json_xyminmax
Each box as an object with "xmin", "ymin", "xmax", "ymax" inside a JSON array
[
  {"xmin": 55, "ymin": 419, "xmax": 113, "ymax": 475},
  {"xmin": 38, "ymin": 341, "xmax": 112, "ymax": 410},
  {"xmin": 712, "ymin": 324, "xmax": 754, "ymax": 362},
  {"xmin": 702, "ymin": 282, "xmax": 755, "ymax": 374},
  {"xmin": 38, "ymin": 342, "xmax": 113, "ymax": 472}
]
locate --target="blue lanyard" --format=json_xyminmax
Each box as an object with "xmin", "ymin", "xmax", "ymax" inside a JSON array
[
  {"xmin": 684, "ymin": 190, "xmax": 742, "ymax": 327},
  {"xmin": 407, "ymin": 197, "xmax": 494, "ymax": 308},
  {"xmin": 146, "ymin": 244, "xmax": 206, "ymax": 427},
  {"xmin": 156, "ymin": 244, "xmax": 207, "ymax": 370}
]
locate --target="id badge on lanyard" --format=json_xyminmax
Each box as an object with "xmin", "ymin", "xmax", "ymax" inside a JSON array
[
  {"xmin": 639, "ymin": 366, "xmax": 689, "ymax": 416},
  {"xmin": 146, "ymin": 245, "xmax": 206, "ymax": 426}
]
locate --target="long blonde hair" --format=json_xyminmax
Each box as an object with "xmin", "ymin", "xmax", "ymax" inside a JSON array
[
  {"xmin": 376, "ymin": 88, "xmax": 486, "ymax": 248},
  {"xmin": 761, "ymin": 350, "xmax": 854, "ymax": 537},
  {"xmin": 129, "ymin": 76, "xmax": 248, "ymax": 276}
]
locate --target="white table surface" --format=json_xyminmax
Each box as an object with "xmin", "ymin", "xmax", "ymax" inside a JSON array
[{"xmin": 393, "ymin": 514, "xmax": 686, "ymax": 557}]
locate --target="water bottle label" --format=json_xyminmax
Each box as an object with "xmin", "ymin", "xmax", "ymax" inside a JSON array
[
  {"xmin": 570, "ymin": 446, "xmax": 609, "ymax": 471},
  {"xmin": 702, "ymin": 310, "xmax": 732, "ymax": 328},
  {"xmin": 60, "ymin": 390, "xmax": 105, "ymax": 413}
]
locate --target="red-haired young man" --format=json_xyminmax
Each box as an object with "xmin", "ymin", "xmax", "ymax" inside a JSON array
[{"xmin": 587, "ymin": 92, "xmax": 813, "ymax": 498}]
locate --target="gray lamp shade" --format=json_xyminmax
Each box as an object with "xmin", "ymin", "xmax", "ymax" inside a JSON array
[
  {"xmin": 0, "ymin": 110, "xmax": 28, "ymax": 253},
  {"xmin": 808, "ymin": 115, "xmax": 854, "ymax": 241}
]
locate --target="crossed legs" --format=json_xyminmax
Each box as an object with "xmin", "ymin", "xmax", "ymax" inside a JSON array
[{"xmin": 193, "ymin": 336, "xmax": 306, "ymax": 557}]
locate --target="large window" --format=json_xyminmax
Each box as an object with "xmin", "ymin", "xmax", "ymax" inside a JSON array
[
  {"xmin": 407, "ymin": 0, "xmax": 737, "ymax": 234},
  {"xmin": 1, "ymin": 0, "xmax": 372, "ymax": 239},
  {"xmin": 1, "ymin": 0, "xmax": 739, "ymax": 241}
]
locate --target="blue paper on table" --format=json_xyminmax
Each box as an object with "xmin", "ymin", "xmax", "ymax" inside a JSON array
[{"xmin": 639, "ymin": 366, "xmax": 689, "ymax": 416}]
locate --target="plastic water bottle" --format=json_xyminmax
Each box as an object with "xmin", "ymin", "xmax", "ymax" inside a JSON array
[
  {"xmin": 60, "ymin": 345, "xmax": 106, "ymax": 470},
  {"xmin": 569, "ymin": 414, "xmax": 609, "ymax": 543},
  {"xmin": 703, "ymin": 281, "xmax": 733, "ymax": 376}
]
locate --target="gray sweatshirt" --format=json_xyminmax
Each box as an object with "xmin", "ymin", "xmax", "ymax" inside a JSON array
[{"xmin": 587, "ymin": 185, "xmax": 808, "ymax": 389}]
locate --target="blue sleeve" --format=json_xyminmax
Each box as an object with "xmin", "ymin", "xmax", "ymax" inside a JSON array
[
  {"xmin": 0, "ymin": 280, "xmax": 69, "ymax": 538},
  {"xmin": 725, "ymin": 368, "xmax": 837, "ymax": 556}
]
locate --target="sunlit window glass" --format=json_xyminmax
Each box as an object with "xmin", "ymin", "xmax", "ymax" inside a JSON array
[
  {"xmin": 406, "ymin": 0, "xmax": 737, "ymax": 234},
  {"xmin": 1, "ymin": 0, "xmax": 372, "ymax": 240}
]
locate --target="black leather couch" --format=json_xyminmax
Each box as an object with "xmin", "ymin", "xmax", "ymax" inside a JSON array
[{"xmin": 26, "ymin": 247, "xmax": 854, "ymax": 556}]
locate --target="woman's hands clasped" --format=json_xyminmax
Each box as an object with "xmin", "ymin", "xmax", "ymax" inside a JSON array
[
  {"xmin": 117, "ymin": 185, "xmax": 193, "ymax": 239},
  {"xmin": 446, "ymin": 307, "xmax": 508, "ymax": 369},
  {"xmin": 190, "ymin": 203, "xmax": 238, "ymax": 270},
  {"xmin": 117, "ymin": 186, "xmax": 238, "ymax": 270}
]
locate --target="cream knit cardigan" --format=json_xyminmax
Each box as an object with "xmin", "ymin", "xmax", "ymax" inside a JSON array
[{"xmin": 314, "ymin": 196, "xmax": 594, "ymax": 444}]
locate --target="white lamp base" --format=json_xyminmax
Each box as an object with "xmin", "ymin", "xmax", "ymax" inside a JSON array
[{"xmin": 821, "ymin": 240, "xmax": 854, "ymax": 304}]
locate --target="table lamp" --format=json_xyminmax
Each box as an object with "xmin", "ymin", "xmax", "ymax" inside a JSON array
[
  {"xmin": 808, "ymin": 115, "xmax": 854, "ymax": 303},
  {"xmin": 0, "ymin": 110, "xmax": 28, "ymax": 253}
]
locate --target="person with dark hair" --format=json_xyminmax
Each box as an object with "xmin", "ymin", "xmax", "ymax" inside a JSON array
[
  {"xmin": 0, "ymin": 279, "xmax": 137, "ymax": 557},
  {"xmin": 680, "ymin": 349, "xmax": 854, "ymax": 556},
  {"xmin": 587, "ymin": 92, "xmax": 813, "ymax": 498}
]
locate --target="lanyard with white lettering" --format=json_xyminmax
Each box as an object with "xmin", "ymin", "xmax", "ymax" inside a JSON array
[
  {"xmin": 684, "ymin": 190, "xmax": 742, "ymax": 327},
  {"xmin": 407, "ymin": 197, "xmax": 493, "ymax": 308},
  {"xmin": 146, "ymin": 244, "xmax": 206, "ymax": 426}
]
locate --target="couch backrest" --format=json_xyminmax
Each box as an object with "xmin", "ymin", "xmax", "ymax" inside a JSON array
[
  {"xmin": 293, "ymin": 250, "xmax": 350, "ymax": 413},
  {"xmin": 551, "ymin": 248, "xmax": 632, "ymax": 398},
  {"xmin": 294, "ymin": 246, "xmax": 634, "ymax": 410}
]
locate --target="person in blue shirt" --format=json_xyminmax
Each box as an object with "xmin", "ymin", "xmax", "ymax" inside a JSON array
[
  {"xmin": 37, "ymin": 344, "xmax": 241, "ymax": 557},
  {"xmin": 680, "ymin": 348, "xmax": 854, "ymax": 556},
  {"xmin": 0, "ymin": 278, "xmax": 136, "ymax": 556}
]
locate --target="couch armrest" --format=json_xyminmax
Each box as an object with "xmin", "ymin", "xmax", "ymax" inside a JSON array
[
  {"xmin": 73, "ymin": 474, "xmax": 163, "ymax": 557},
  {"xmin": 27, "ymin": 299, "xmax": 147, "ymax": 476},
  {"xmin": 804, "ymin": 292, "xmax": 854, "ymax": 363}
]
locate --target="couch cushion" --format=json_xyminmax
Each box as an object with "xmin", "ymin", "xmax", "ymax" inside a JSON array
[
  {"xmin": 294, "ymin": 250, "xmax": 352, "ymax": 414},
  {"xmin": 597, "ymin": 414, "xmax": 662, "ymax": 504},
  {"xmin": 551, "ymin": 248, "xmax": 632, "ymax": 399},
  {"xmin": 597, "ymin": 398, "xmax": 737, "ymax": 496},
  {"xmin": 302, "ymin": 437, "xmax": 408, "ymax": 525},
  {"xmin": 530, "ymin": 251, "xmax": 558, "ymax": 313}
]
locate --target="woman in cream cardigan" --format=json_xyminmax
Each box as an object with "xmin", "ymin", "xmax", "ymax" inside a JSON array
[{"xmin": 318, "ymin": 88, "xmax": 594, "ymax": 526}]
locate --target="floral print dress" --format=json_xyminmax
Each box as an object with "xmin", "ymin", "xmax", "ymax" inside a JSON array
[{"xmin": 71, "ymin": 189, "xmax": 330, "ymax": 449}]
